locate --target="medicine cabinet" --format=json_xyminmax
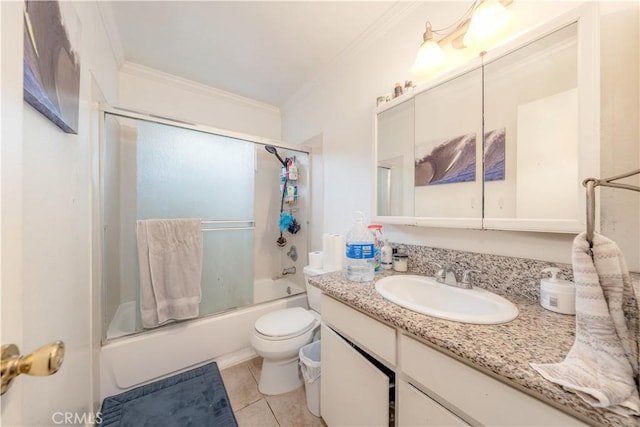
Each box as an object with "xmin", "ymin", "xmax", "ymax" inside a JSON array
[{"xmin": 374, "ymin": 4, "xmax": 599, "ymax": 233}]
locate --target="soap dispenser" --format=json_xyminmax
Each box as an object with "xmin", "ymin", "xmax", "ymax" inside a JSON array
[{"xmin": 539, "ymin": 267, "xmax": 576, "ymax": 315}]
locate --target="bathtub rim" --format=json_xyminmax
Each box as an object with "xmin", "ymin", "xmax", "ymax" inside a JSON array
[{"xmin": 102, "ymin": 290, "xmax": 308, "ymax": 345}]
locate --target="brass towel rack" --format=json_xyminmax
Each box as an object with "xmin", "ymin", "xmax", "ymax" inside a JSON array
[{"xmin": 583, "ymin": 169, "xmax": 640, "ymax": 248}]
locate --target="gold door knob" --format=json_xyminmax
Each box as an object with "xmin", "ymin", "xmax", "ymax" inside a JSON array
[{"xmin": 1, "ymin": 341, "xmax": 65, "ymax": 395}]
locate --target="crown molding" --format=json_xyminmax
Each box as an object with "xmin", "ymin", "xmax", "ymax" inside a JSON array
[
  {"xmin": 120, "ymin": 62, "xmax": 281, "ymax": 114},
  {"xmin": 338, "ymin": 1, "xmax": 423, "ymax": 61},
  {"xmin": 284, "ymin": 1, "xmax": 421, "ymax": 110},
  {"xmin": 96, "ymin": 2, "xmax": 125, "ymax": 66}
]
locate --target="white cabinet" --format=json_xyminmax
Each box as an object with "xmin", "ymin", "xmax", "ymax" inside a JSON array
[
  {"xmin": 320, "ymin": 324, "xmax": 390, "ymax": 427},
  {"xmin": 320, "ymin": 296, "xmax": 585, "ymax": 427},
  {"xmin": 398, "ymin": 381, "xmax": 468, "ymax": 427},
  {"xmin": 400, "ymin": 334, "xmax": 586, "ymax": 426},
  {"xmin": 374, "ymin": 4, "xmax": 599, "ymax": 234}
]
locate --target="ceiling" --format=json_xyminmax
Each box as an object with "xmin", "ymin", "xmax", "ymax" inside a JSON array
[{"xmin": 108, "ymin": 1, "xmax": 399, "ymax": 107}]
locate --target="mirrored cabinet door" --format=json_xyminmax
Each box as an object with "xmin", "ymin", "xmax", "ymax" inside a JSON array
[
  {"xmin": 482, "ymin": 22, "xmax": 580, "ymax": 230},
  {"xmin": 413, "ymin": 67, "xmax": 483, "ymax": 227},
  {"xmin": 373, "ymin": 5, "xmax": 597, "ymax": 233},
  {"xmin": 376, "ymin": 99, "xmax": 415, "ymax": 219}
]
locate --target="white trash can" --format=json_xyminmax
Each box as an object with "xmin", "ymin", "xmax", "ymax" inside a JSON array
[{"xmin": 299, "ymin": 340, "xmax": 321, "ymax": 417}]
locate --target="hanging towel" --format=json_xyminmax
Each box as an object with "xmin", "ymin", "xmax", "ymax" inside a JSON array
[
  {"xmin": 531, "ymin": 232, "xmax": 640, "ymax": 417},
  {"xmin": 137, "ymin": 219, "xmax": 203, "ymax": 328}
]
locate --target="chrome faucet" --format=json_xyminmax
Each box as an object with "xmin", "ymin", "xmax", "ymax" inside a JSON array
[
  {"xmin": 460, "ymin": 269, "xmax": 481, "ymax": 289},
  {"xmin": 439, "ymin": 265, "xmax": 460, "ymax": 287},
  {"xmin": 431, "ymin": 262, "xmax": 479, "ymax": 289},
  {"xmin": 282, "ymin": 266, "xmax": 296, "ymax": 276}
]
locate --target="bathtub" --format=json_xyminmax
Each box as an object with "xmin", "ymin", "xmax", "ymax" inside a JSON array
[
  {"xmin": 100, "ymin": 278, "xmax": 307, "ymax": 399},
  {"xmin": 105, "ymin": 278, "xmax": 305, "ymax": 341}
]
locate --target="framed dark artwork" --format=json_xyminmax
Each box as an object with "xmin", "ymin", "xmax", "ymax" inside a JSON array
[
  {"xmin": 484, "ymin": 128, "xmax": 506, "ymax": 182},
  {"xmin": 23, "ymin": 0, "xmax": 80, "ymax": 134},
  {"xmin": 415, "ymin": 132, "xmax": 477, "ymax": 186}
]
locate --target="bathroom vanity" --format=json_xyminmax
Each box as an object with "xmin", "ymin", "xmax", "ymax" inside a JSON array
[{"xmin": 312, "ymin": 271, "xmax": 633, "ymax": 427}]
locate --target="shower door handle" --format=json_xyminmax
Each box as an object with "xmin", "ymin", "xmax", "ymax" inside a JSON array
[{"xmin": 1, "ymin": 341, "xmax": 65, "ymax": 395}]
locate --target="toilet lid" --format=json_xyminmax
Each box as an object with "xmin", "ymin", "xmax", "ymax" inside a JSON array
[{"xmin": 255, "ymin": 307, "xmax": 315, "ymax": 338}]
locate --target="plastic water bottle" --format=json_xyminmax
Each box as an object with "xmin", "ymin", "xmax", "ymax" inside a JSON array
[{"xmin": 345, "ymin": 212, "xmax": 375, "ymax": 282}]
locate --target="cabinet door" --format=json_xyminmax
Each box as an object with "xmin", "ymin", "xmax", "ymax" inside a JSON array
[
  {"xmin": 413, "ymin": 66, "xmax": 483, "ymax": 227},
  {"xmin": 398, "ymin": 381, "xmax": 468, "ymax": 427},
  {"xmin": 321, "ymin": 324, "xmax": 390, "ymax": 427}
]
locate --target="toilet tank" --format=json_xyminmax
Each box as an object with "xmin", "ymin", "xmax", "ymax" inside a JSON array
[{"xmin": 303, "ymin": 266, "xmax": 325, "ymax": 313}]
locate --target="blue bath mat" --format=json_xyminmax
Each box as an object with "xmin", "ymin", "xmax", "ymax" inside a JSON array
[{"xmin": 99, "ymin": 361, "xmax": 237, "ymax": 427}]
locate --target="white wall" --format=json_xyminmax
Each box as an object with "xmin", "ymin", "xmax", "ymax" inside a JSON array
[
  {"xmin": 599, "ymin": 3, "xmax": 640, "ymax": 271},
  {"xmin": 119, "ymin": 62, "xmax": 282, "ymax": 141},
  {"xmin": 282, "ymin": 1, "xmax": 640, "ymax": 271},
  {"xmin": 1, "ymin": 2, "xmax": 119, "ymax": 425}
]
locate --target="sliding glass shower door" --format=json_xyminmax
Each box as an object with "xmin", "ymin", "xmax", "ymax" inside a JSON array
[{"xmin": 102, "ymin": 114, "xmax": 255, "ymax": 337}]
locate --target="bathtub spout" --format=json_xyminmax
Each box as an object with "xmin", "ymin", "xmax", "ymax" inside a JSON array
[{"xmin": 282, "ymin": 266, "xmax": 296, "ymax": 276}]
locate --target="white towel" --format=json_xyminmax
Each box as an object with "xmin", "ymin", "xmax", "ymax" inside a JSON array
[
  {"xmin": 531, "ymin": 232, "xmax": 640, "ymax": 417},
  {"xmin": 136, "ymin": 219, "xmax": 203, "ymax": 328}
]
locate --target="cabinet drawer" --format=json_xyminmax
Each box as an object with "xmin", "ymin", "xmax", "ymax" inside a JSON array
[
  {"xmin": 321, "ymin": 294, "xmax": 396, "ymax": 366},
  {"xmin": 400, "ymin": 334, "xmax": 585, "ymax": 426},
  {"xmin": 398, "ymin": 381, "xmax": 468, "ymax": 427}
]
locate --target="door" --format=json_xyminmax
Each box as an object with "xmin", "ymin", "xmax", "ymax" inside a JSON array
[
  {"xmin": 2, "ymin": 2, "xmax": 97, "ymax": 425},
  {"xmin": 321, "ymin": 324, "xmax": 390, "ymax": 427},
  {"xmin": 2, "ymin": 1, "xmax": 26, "ymax": 424}
]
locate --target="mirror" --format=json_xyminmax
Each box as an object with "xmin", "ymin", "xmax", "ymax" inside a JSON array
[
  {"xmin": 413, "ymin": 67, "xmax": 482, "ymax": 227},
  {"xmin": 482, "ymin": 22, "xmax": 580, "ymax": 231},
  {"xmin": 376, "ymin": 98, "xmax": 414, "ymax": 218},
  {"xmin": 374, "ymin": 5, "xmax": 597, "ymax": 233}
]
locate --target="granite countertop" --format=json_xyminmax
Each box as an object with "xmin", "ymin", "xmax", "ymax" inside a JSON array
[{"xmin": 309, "ymin": 270, "xmax": 636, "ymax": 427}]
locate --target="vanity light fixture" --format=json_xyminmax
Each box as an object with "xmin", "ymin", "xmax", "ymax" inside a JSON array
[
  {"xmin": 410, "ymin": 22, "xmax": 446, "ymax": 75},
  {"xmin": 411, "ymin": 0, "xmax": 513, "ymax": 77}
]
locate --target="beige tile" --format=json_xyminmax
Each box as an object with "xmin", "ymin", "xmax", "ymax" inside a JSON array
[
  {"xmin": 221, "ymin": 362, "xmax": 262, "ymax": 411},
  {"xmin": 266, "ymin": 385, "xmax": 326, "ymax": 427},
  {"xmin": 247, "ymin": 356, "xmax": 263, "ymax": 384},
  {"xmin": 234, "ymin": 399, "xmax": 278, "ymax": 427}
]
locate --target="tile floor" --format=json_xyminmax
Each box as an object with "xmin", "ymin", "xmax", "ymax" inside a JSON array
[{"xmin": 221, "ymin": 357, "xmax": 327, "ymax": 427}]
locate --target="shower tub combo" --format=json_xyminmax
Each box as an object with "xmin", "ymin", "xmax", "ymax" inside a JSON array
[{"xmin": 99, "ymin": 108, "xmax": 311, "ymax": 399}]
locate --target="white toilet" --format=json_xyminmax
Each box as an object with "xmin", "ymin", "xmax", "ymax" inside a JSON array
[{"xmin": 250, "ymin": 266, "xmax": 324, "ymax": 395}]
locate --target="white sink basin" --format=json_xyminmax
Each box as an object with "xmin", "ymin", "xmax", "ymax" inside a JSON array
[{"xmin": 375, "ymin": 275, "xmax": 518, "ymax": 324}]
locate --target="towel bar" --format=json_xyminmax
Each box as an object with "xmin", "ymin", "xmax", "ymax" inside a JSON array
[
  {"xmin": 582, "ymin": 169, "xmax": 640, "ymax": 248},
  {"xmin": 200, "ymin": 219, "xmax": 255, "ymax": 232},
  {"xmin": 201, "ymin": 227, "xmax": 254, "ymax": 232}
]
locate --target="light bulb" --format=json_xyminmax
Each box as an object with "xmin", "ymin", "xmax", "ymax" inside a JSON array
[
  {"xmin": 463, "ymin": 0, "xmax": 512, "ymax": 48},
  {"xmin": 411, "ymin": 40, "xmax": 445, "ymax": 75},
  {"xmin": 411, "ymin": 22, "xmax": 445, "ymax": 76}
]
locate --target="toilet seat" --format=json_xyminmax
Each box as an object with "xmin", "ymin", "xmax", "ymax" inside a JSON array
[{"xmin": 254, "ymin": 307, "xmax": 316, "ymax": 341}]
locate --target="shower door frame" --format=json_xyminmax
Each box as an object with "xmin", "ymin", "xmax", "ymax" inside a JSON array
[{"xmin": 97, "ymin": 104, "xmax": 312, "ymax": 343}]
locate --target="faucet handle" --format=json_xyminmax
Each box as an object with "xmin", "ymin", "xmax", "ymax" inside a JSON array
[
  {"xmin": 429, "ymin": 262, "xmax": 445, "ymax": 280},
  {"xmin": 461, "ymin": 269, "xmax": 481, "ymax": 287}
]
